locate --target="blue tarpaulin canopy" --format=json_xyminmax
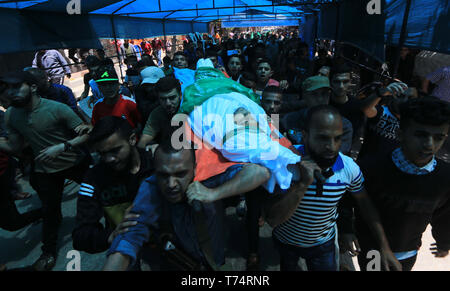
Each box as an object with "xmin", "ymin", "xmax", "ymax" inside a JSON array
[
  {"xmin": 0, "ymin": 0, "xmax": 448, "ymax": 60},
  {"xmin": 1, "ymin": 0, "xmax": 330, "ymax": 54},
  {"xmin": 317, "ymin": 0, "xmax": 449, "ymax": 62}
]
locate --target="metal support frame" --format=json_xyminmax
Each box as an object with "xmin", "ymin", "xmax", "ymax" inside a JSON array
[
  {"xmin": 112, "ymin": 0, "xmax": 136, "ymax": 15},
  {"xmin": 333, "ymin": 0, "xmax": 340, "ymax": 55},
  {"xmin": 393, "ymin": 0, "xmax": 412, "ymax": 77},
  {"xmin": 115, "ymin": 3, "xmax": 330, "ymax": 16},
  {"xmin": 110, "ymin": 15, "xmax": 124, "ymax": 81},
  {"xmin": 162, "ymin": 19, "xmax": 167, "ymax": 52}
]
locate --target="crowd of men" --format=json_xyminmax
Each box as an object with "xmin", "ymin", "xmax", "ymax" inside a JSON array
[{"xmin": 0, "ymin": 30, "xmax": 449, "ymax": 272}]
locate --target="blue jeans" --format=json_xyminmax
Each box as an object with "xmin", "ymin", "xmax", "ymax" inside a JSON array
[{"xmin": 273, "ymin": 236, "xmax": 337, "ymax": 271}]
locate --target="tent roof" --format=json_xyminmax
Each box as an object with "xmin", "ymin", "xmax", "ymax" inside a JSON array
[{"xmin": 0, "ymin": 0, "xmax": 334, "ymax": 22}]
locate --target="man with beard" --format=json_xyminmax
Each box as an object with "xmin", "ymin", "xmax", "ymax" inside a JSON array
[
  {"xmin": 268, "ymin": 105, "xmax": 401, "ymax": 271},
  {"xmin": 24, "ymin": 67, "xmax": 86, "ymax": 121},
  {"xmin": 0, "ymin": 71, "xmax": 91, "ymax": 270},
  {"xmin": 72, "ymin": 116, "xmax": 153, "ymax": 255},
  {"xmin": 91, "ymin": 66, "xmax": 142, "ymax": 129},
  {"xmin": 281, "ymin": 76, "xmax": 353, "ymax": 154},
  {"xmin": 103, "ymin": 140, "xmax": 270, "ymax": 271},
  {"xmin": 137, "ymin": 77, "xmax": 182, "ymax": 150}
]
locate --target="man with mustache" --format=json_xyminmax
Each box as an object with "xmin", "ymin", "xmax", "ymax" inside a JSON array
[
  {"xmin": 268, "ymin": 105, "xmax": 401, "ymax": 271},
  {"xmin": 103, "ymin": 140, "xmax": 270, "ymax": 270},
  {"xmin": 281, "ymin": 76, "xmax": 353, "ymax": 155},
  {"xmin": 138, "ymin": 77, "xmax": 182, "ymax": 150},
  {"xmin": 0, "ymin": 71, "xmax": 91, "ymax": 270}
]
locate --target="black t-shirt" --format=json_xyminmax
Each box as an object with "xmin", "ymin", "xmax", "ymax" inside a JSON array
[
  {"xmin": 73, "ymin": 148, "xmax": 154, "ymax": 253},
  {"xmin": 355, "ymin": 151, "xmax": 450, "ymax": 252},
  {"xmin": 358, "ymin": 104, "xmax": 400, "ymax": 161},
  {"xmin": 82, "ymin": 148, "xmax": 153, "ymax": 210},
  {"xmin": 330, "ymin": 96, "xmax": 366, "ymax": 137}
]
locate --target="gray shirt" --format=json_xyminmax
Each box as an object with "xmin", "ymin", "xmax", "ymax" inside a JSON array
[{"xmin": 32, "ymin": 50, "xmax": 71, "ymax": 77}]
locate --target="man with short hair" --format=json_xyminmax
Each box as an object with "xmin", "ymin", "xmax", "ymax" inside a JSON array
[
  {"xmin": 24, "ymin": 67, "xmax": 85, "ymax": 121},
  {"xmin": 137, "ymin": 76, "xmax": 182, "ymax": 149},
  {"xmin": 0, "ymin": 71, "xmax": 91, "ymax": 270},
  {"xmin": 261, "ymin": 85, "xmax": 283, "ymax": 116},
  {"xmin": 282, "ymin": 76, "xmax": 353, "ymax": 154},
  {"xmin": 255, "ymin": 59, "xmax": 279, "ymax": 95},
  {"xmin": 72, "ymin": 116, "xmax": 153, "ymax": 254},
  {"xmin": 103, "ymin": 140, "xmax": 270, "ymax": 271},
  {"xmin": 91, "ymin": 66, "xmax": 142, "ymax": 129},
  {"xmin": 353, "ymin": 96, "xmax": 450, "ymax": 271},
  {"xmin": 267, "ymin": 105, "xmax": 401, "ymax": 271},
  {"xmin": 134, "ymin": 66, "xmax": 165, "ymax": 123},
  {"xmin": 172, "ymin": 52, "xmax": 189, "ymax": 69}
]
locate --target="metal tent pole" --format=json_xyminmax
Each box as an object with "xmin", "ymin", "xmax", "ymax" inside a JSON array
[
  {"xmin": 110, "ymin": 15, "xmax": 124, "ymax": 82},
  {"xmin": 393, "ymin": 0, "xmax": 412, "ymax": 77}
]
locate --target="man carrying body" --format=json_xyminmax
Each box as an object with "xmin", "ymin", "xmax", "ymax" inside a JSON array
[
  {"xmin": 267, "ymin": 105, "xmax": 400, "ymax": 271},
  {"xmin": 103, "ymin": 140, "xmax": 270, "ymax": 270},
  {"xmin": 137, "ymin": 76, "xmax": 182, "ymax": 149},
  {"xmin": 282, "ymin": 76, "xmax": 353, "ymax": 154}
]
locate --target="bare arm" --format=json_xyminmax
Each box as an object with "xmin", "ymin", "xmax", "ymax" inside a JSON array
[
  {"xmin": 265, "ymin": 158, "xmax": 321, "ymax": 228},
  {"xmin": 35, "ymin": 133, "xmax": 89, "ymax": 163},
  {"xmin": 103, "ymin": 253, "xmax": 130, "ymax": 271},
  {"xmin": 361, "ymin": 93, "xmax": 382, "ymax": 119},
  {"xmin": 351, "ymin": 190, "xmax": 402, "ymax": 271},
  {"xmin": 265, "ymin": 181, "xmax": 309, "ymax": 228},
  {"xmin": 186, "ymin": 163, "xmax": 271, "ymax": 203},
  {"xmin": 137, "ymin": 133, "xmax": 156, "ymax": 149}
]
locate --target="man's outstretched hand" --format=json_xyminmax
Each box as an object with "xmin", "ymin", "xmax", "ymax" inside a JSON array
[{"xmin": 430, "ymin": 242, "xmax": 449, "ymax": 258}]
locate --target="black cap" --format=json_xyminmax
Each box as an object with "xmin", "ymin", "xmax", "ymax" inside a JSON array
[
  {"xmin": 94, "ymin": 65, "xmax": 119, "ymax": 83},
  {"xmin": 0, "ymin": 71, "xmax": 38, "ymax": 85}
]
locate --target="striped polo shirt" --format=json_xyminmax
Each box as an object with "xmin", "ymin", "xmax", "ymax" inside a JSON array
[{"xmin": 273, "ymin": 150, "xmax": 364, "ymax": 247}]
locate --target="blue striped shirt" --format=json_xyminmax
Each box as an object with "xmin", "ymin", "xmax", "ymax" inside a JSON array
[{"xmin": 273, "ymin": 152, "xmax": 364, "ymax": 247}]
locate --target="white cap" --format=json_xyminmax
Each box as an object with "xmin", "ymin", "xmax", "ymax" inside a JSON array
[
  {"xmin": 196, "ymin": 58, "xmax": 214, "ymax": 70},
  {"xmin": 140, "ymin": 66, "xmax": 165, "ymax": 85}
]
